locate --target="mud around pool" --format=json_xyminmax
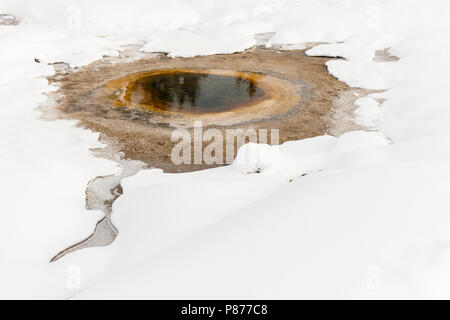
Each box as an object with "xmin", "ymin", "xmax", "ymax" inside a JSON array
[{"xmin": 46, "ymin": 47, "xmax": 367, "ymax": 172}]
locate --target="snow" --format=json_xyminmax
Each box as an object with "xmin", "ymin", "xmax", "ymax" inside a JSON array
[
  {"xmin": 1, "ymin": 0, "xmax": 450, "ymax": 299},
  {"xmin": 353, "ymin": 97, "xmax": 383, "ymax": 128}
]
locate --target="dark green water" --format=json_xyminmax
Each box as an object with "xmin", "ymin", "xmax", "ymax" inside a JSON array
[{"xmin": 128, "ymin": 72, "xmax": 264, "ymax": 113}]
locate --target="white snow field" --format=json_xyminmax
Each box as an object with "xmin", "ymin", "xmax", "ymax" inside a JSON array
[{"xmin": 1, "ymin": 0, "xmax": 450, "ymax": 299}]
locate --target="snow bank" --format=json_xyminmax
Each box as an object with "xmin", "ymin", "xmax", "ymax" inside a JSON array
[
  {"xmin": 0, "ymin": 5, "xmax": 122, "ymax": 299},
  {"xmin": 76, "ymin": 130, "xmax": 450, "ymax": 299},
  {"xmin": 0, "ymin": 31, "xmax": 120, "ymax": 298}
]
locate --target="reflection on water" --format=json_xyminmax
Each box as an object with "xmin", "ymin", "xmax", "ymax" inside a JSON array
[{"xmin": 128, "ymin": 72, "xmax": 264, "ymax": 113}]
